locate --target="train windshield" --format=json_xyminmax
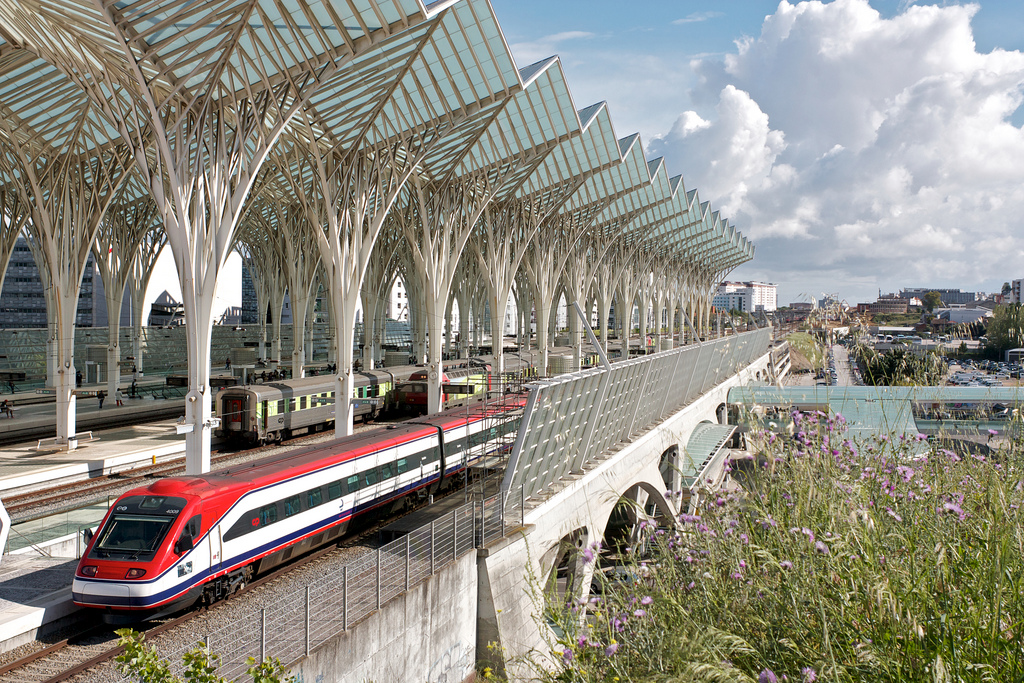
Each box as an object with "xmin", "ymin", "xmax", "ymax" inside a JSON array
[{"xmin": 89, "ymin": 495, "xmax": 186, "ymax": 561}]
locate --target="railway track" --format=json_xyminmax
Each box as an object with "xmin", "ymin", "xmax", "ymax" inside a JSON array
[{"xmin": 0, "ymin": 533, "xmax": 372, "ymax": 682}]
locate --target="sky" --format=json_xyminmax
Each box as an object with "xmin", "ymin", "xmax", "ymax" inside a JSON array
[
  {"xmin": 146, "ymin": 0, "xmax": 1024, "ymax": 316},
  {"xmin": 490, "ymin": 0, "xmax": 1024, "ymax": 307}
]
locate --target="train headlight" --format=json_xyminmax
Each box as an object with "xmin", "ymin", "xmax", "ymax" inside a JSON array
[
  {"xmin": 81, "ymin": 565, "xmax": 98, "ymax": 577},
  {"xmin": 125, "ymin": 568, "xmax": 147, "ymax": 579}
]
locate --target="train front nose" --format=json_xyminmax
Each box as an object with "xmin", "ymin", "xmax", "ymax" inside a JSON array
[{"xmin": 73, "ymin": 577, "xmax": 131, "ymax": 608}]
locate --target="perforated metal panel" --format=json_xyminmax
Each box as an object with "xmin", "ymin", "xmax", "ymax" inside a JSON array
[{"xmin": 502, "ymin": 328, "xmax": 771, "ymax": 513}]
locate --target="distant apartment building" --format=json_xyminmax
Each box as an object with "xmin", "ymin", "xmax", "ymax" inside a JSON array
[
  {"xmin": 1011, "ymin": 279, "xmax": 1023, "ymax": 304},
  {"xmin": 901, "ymin": 287, "xmax": 978, "ymax": 305},
  {"xmin": 855, "ymin": 292, "xmax": 920, "ymax": 315},
  {"xmin": 389, "ymin": 278, "xmax": 410, "ymax": 322},
  {"xmin": 713, "ymin": 281, "xmax": 777, "ymax": 313}
]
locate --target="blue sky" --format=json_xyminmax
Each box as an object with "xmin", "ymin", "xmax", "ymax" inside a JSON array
[{"xmin": 491, "ymin": 0, "xmax": 1024, "ymax": 306}]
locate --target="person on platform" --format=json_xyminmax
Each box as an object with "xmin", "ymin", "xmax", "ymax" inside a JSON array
[
  {"xmin": 115, "ymin": 388, "xmax": 125, "ymax": 407},
  {"xmin": 97, "ymin": 390, "xmax": 106, "ymax": 409},
  {"xmin": 1, "ymin": 399, "xmax": 12, "ymax": 418},
  {"xmin": 225, "ymin": 357, "xmax": 231, "ymax": 369},
  {"xmin": 131, "ymin": 378, "xmax": 138, "ymax": 398},
  {"xmin": 76, "ymin": 370, "xmax": 83, "ymax": 388}
]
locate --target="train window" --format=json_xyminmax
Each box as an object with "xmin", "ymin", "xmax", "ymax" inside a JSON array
[
  {"xmin": 346, "ymin": 474, "xmax": 360, "ymax": 492},
  {"xmin": 307, "ymin": 488, "xmax": 323, "ymax": 508},
  {"xmin": 284, "ymin": 495, "xmax": 302, "ymax": 518},
  {"xmin": 330, "ymin": 391, "xmax": 335, "ymax": 398},
  {"xmin": 300, "ymin": 396, "xmax": 307, "ymax": 410},
  {"xmin": 396, "ymin": 458, "xmax": 410, "ymax": 474},
  {"xmin": 183, "ymin": 514, "xmax": 202, "ymax": 539},
  {"xmin": 382, "ymin": 463, "xmax": 395, "ymax": 479},
  {"xmin": 288, "ymin": 398, "xmax": 295, "ymax": 412},
  {"xmin": 328, "ymin": 481, "xmax": 342, "ymax": 500},
  {"xmin": 223, "ymin": 512, "xmax": 258, "ymax": 542},
  {"xmin": 259, "ymin": 504, "xmax": 278, "ymax": 526},
  {"xmin": 363, "ymin": 469, "xmax": 379, "ymax": 487},
  {"xmin": 277, "ymin": 399, "xmax": 285, "ymax": 414}
]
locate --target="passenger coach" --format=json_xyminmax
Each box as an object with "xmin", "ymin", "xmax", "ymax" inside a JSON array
[{"xmin": 72, "ymin": 399, "xmax": 524, "ymax": 622}]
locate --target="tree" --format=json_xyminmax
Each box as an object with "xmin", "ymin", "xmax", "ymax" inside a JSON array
[
  {"xmin": 115, "ymin": 630, "xmax": 295, "ymax": 683},
  {"xmin": 1002, "ymin": 282, "xmax": 1012, "ymax": 296},
  {"xmin": 986, "ymin": 303, "xmax": 1024, "ymax": 355},
  {"xmin": 922, "ymin": 290, "xmax": 942, "ymax": 313}
]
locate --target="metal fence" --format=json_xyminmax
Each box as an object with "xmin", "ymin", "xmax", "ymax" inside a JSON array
[
  {"xmin": 117, "ymin": 495, "xmax": 508, "ymax": 681},
  {"xmin": 501, "ymin": 328, "xmax": 772, "ymax": 516}
]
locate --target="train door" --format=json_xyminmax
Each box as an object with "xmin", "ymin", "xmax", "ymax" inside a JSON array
[
  {"xmin": 210, "ymin": 524, "xmax": 222, "ymax": 575},
  {"xmin": 224, "ymin": 397, "xmax": 245, "ymax": 432}
]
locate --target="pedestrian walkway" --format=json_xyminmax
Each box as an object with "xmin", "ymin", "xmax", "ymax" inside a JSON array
[
  {"xmin": 0, "ymin": 555, "xmax": 80, "ymax": 652},
  {"xmin": 0, "ymin": 414, "xmax": 188, "ymax": 494}
]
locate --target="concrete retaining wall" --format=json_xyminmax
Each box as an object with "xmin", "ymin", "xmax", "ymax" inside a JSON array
[{"xmin": 287, "ymin": 550, "xmax": 479, "ymax": 683}]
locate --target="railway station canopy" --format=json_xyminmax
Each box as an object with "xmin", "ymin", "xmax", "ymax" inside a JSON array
[{"xmin": 0, "ymin": 0, "xmax": 755, "ymax": 472}]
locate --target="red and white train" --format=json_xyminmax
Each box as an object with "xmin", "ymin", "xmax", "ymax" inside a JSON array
[{"xmin": 72, "ymin": 399, "xmax": 524, "ymax": 623}]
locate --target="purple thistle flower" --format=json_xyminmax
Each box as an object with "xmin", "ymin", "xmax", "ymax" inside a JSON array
[
  {"xmin": 731, "ymin": 571, "xmax": 743, "ymax": 580},
  {"xmin": 780, "ymin": 560, "xmax": 793, "ymax": 570},
  {"xmin": 633, "ymin": 609, "xmax": 646, "ymax": 617},
  {"xmin": 641, "ymin": 595, "xmax": 653, "ymax": 605},
  {"xmin": 942, "ymin": 501, "xmax": 967, "ymax": 521},
  {"xmin": 605, "ymin": 642, "xmax": 619, "ymax": 657},
  {"xmin": 582, "ymin": 547, "xmax": 595, "ymax": 563},
  {"xmin": 815, "ymin": 541, "xmax": 830, "ymax": 555},
  {"xmin": 740, "ymin": 533, "xmax": 750, "ymax": 545},
  {"xmin": 562, "ymin": 649, "xmax": 573, "ymax": 663},
  {"xmin": 988, "ymin": 429, "xmax": 998, "ymax": 436},
  {"xmin": 759, "ymin": 669, "xmax": 779, "ymax": 683},
  {"xmin": 802, "ymin": 667, "xmax": 817, "ymax": 682}
]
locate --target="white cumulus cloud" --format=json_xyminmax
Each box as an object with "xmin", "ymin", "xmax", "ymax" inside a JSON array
[{"xmin": 650, "ymin": 0, "xmax": 1024, "ymax": 304}]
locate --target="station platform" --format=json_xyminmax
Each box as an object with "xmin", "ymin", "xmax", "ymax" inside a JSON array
[
  {"xmin": 0, "ymin": 402, "xmax": 187, "ymax": 495},
  {"xmin": 0, "ymin": 555, "xmax": 80, "ymax": 653}
]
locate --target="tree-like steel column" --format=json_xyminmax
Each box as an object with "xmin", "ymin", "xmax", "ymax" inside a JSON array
[
  {"xmin": 252, "ymin": 201, "xmax": 321, "ymax": 380},
  {"xmin": 0, "ymin": 190, "xmax": 29, "ymax": 298},
  {"xmin": 396, "ymin": 173, "xmax": 494, "ymax": 414},
  {"xmin": 93, "ymin": 196, "xmax": 159, "ymax": 402},
  {"xmin": 0, "ymin": 111, "xmax": 133, "ymax": 445},
  {"xmin": 469, "ymin": 198, "xmax": 542, "ymax": 375},
  {"xmin": 127, "ymin": 227, "xmax": 167, "ymax": 374}
]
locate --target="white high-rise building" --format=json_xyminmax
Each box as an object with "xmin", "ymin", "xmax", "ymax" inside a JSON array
[
  {"xmin": 713, "ymin": 281, "xmax": 778, "ymax": 313},
  {"xmin": 1011, "ymin": 279, "xmax": 1023, "ymax": 304}
]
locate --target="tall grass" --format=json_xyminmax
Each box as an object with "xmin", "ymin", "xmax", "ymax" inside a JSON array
[{"xmin": 543, "ymin": 412, "xmax": 1024, "ymax": 682}]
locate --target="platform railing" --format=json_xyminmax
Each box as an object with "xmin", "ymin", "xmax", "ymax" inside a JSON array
[
  {"xmin": 500, "ymin": 327, "xmax": 772, "ymax": 517},
  {"xmin": 114, "ymin": 494, "xmax": 507, "ymax": 680}
]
